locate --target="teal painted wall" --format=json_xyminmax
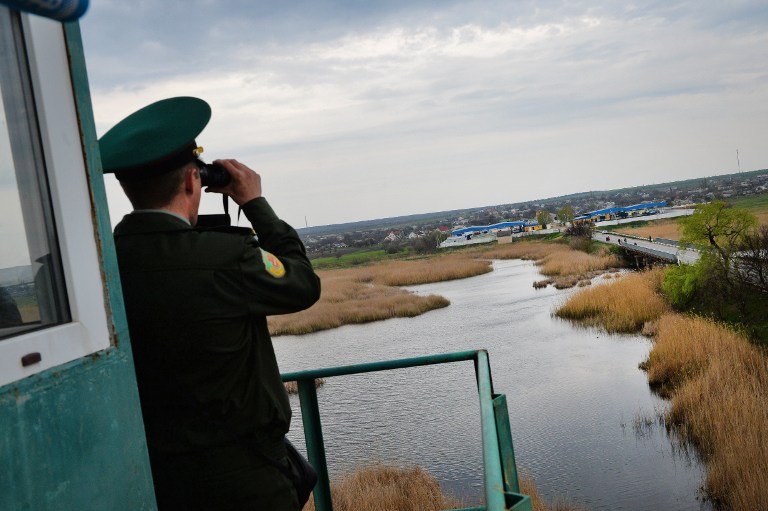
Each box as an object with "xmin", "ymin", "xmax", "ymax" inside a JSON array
[
  {"xmin": 0, "ymin": 351, "xmax": 156, "ymax": 510},
  {"xmin": 0, "ymin": 20, "xmax": 156, "ymax": 511}
]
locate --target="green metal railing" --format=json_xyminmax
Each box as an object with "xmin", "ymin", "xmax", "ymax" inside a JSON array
[{"xmin": 281, "ymin": 349, "xmax": 532, "ymax": 511}]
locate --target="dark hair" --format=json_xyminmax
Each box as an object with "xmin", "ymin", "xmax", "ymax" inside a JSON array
[{"xmin": 120, "ymin": 164, "xmax": 195, "ymax": 209}]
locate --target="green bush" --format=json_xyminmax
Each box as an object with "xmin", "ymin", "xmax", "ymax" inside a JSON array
[
  {"xmin": 662, "ymin": 254, "xmax": 720, "ymax": 310},
  {"xmin": 662, "ymin": 263, "xmax": 701, "ymax": 308}
]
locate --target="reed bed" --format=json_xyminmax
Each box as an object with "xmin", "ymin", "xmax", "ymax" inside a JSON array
[
  {"xmin": 538, "ymin": 250, "xmax": 621, "ymax": 277},
  {"xmin": 268, "ymin": 270, "xmax": 449, "ymax": 335},
  {"xmin": 302, "ymin": 465, "xmax": 586, "ymax": 511},
  {"xmin": 641, "ymin": 314, "xmax": 749, "ymax": 390},
  {"xmin": 357, "ymin": 255, "xmax": 492, "ymax": 286},
  {"xmin": 519, "ymin": 475, "xmax": 589, "ymax": 511},
  {"xmin": 302, "ymin": 465, "xmax": 463, "ymax": 511},
  {"xmin": 555, "ymin": 269, "xmax": 668, "ymax": 332},
  {"xmin": 482, "ymin": 241, "xmax": 622, "ymax": 289},
  {"xmin": 642, "ymin": 314, "xmax": 768, "ymax": 509},
  {"xmin": 482, "ymin": 241, "xmax": 571, "ymax": 261},
  {"xmin": 284, "ymin": 378, "xmax": 325, "ymax": 395}
]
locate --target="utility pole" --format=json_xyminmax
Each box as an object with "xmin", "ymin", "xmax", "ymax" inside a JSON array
[{"xmin": 737, "ymin": 149, "xmax": 741, "ymax": 173}]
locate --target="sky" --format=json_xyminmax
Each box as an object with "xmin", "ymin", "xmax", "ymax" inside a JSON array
[{"xmin": 79, "ymin": 0, "xmax": 768, "ymax": 228}]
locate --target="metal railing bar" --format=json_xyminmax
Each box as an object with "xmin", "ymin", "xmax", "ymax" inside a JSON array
[
  {"xmin": 281, "ymin": 350, "xmax": 480, "ymax": 382},
  {"xmin": 281, "ymin": 349, "xmax": 531, "ymax": 511}
]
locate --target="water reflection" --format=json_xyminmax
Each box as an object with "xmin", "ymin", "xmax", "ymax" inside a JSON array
[{"xmin": 274, "ymin": 259, "xmax": 709, "ymax": 510}]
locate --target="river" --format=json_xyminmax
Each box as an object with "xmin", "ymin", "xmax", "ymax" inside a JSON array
[{"xmin": 274, "ymin": 259, "xmax": 709, "ymax": 510}]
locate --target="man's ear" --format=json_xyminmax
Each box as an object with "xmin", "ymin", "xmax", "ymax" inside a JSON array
[{"xmin": 183, "ymin": 166, "xmax": 199, "ymax": 194}]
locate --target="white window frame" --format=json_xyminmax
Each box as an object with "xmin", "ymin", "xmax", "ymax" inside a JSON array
[{"xmin": 0, "ymin": 13, "xmax": 111, "ymax": 387}]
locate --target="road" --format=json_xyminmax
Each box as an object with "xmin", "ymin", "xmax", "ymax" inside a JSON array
[{"xmin": 593, "ymin": 231, "xmax": 700, "ymax": 265}]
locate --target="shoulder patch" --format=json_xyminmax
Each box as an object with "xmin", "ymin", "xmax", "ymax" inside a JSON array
[{"xmin": 260, "ymin": 248, "xmax": 286, "ymax": 278}]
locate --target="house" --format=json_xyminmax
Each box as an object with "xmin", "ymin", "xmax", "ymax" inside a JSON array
[{"xmin": 384, "ymin": 230, "xmax": 402, "ymax": 242}]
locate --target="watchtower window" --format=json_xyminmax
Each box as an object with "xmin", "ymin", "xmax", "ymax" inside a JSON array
[{"xmin": 0, "ymin": 7, "xmax": 70, "ymax": 340}]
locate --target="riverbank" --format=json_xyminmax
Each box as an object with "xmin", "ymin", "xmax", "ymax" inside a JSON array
[
  {"xmin": 556, "ymin": 270, "xmax": 768, "ymax": 509},
  {"xmin": 270, "ymin": 240, "xmax": 623, "ymax": 336}
]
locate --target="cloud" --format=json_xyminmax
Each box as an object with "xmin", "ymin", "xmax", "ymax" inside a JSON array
[{"xmin": 82, "ymin": 1, "xmax": 768, "ymax": 226}]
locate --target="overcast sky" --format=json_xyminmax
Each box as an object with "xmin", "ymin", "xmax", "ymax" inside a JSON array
[{"xmin": 80, "ymin": 0, "xmax": 768, "ymax": 228}]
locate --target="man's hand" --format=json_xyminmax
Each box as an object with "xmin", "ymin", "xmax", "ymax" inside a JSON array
[{"xmin": 205, "ymin": 159, "xmax": 263, "ymax": 206}]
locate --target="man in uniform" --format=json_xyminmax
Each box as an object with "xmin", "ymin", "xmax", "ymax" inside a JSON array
[{"xmin": 99, "ymin": 97, "xmax": 321, "ymax": 510}]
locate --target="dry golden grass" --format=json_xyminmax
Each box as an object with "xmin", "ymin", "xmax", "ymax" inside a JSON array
[
  {"xmin": 302, "ymin": 465, "xmax": 463, "ymax": 511},
  {"xmin": 268, "ymin": 271, "xmax": 450, "ymax": 335},
  {"xmin": 520, "ymin": 475, "xmax": 589, "ymax": 511},
  {"xmin": 555, "ymin": 269, "xmax": 669, "ymax": 332},
  {"xmin": 358, "ymin": 255, "xmax": 492, "ymax": 286},
  {"xmin": 641, "ymin": 314, "xmax": 748, "ymax": 390},
  {"xmin": 18, "ymin": 304, "xmax": 39, "ymax": 323},
  {"xmin": 642, "ymin": 314, "xmax": 768, "ymax": 509},
  {"xmin": 269, "ymin": 256, "xmax": 490, "ymax": 335},
  {"xmin": 284, "ymin": 378, "xmax": 325, "ymax": 395},
  {"xmin": 481, "ymin": 241, "xmax": 622, "ymax": 289},
  {"xmin": 481, "ymin": 241, "xmax": 570, "ymax": 261},
  {"xmin": 539, "ymin": 250, "xmax": 621, "ymax": 277},
  {"xmin": 612, "ymin": 218, "xmax": 682, "ymax": 240},
  {"xmin": 302, "ymin": 465, "xmax": 585, "ymax": 511}
]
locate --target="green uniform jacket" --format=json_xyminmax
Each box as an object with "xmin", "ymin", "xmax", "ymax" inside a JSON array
[{"xmin": 114, "ymin": 197, "xmax": 321, "ymax": 460}]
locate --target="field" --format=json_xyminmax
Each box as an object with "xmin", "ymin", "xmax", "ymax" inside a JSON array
[
  {"xmin": 311, "ymin": 250, "xmax": 397, "ymax": 270},
  {"xmin": 732, "ymin": 192, "xmax": 768, "ymax": 225},
  {"xmin": 604, "ymin": 192, "xmax": 768, "ymax": 241},
  {"xmin": 605, "ymin": 218, "xmax": 683, "ymax": 240},
  {"xmin": 11, "ymin": 294, "xmax": 39, "ymax": 323}
]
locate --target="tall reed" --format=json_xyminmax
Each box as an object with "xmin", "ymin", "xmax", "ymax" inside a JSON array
[
  {"xmin": 358, "ymin": 255, "xmax": 492, "ymax": 286},
  {"xmin": 555, "ymin": 269, "xmax": 668, "ymax": 332},
  {"xmin": 268, "ymin": 256, "xmax": 488, "ymax": 335},
  {"xmin": 482, "ymin": 241, "xmax": 621, "ymax": 287},
  {"xmin": 519, "ymin": 475, "xmax": 589, "ymax": 511},
  {"xmin": 302, "ymin": 465, "xmax": 463, "ymax": 511},
  {"xmin": 302, "ymin": 465, "xmax": 586, "ymax": 511},
  {"xmin": 643, "ymin": 314, "xmax": 768, "ymax": 509},
  {"xmin": 268, "ymin": 270, "xmax": 449, "ymax": 335}
]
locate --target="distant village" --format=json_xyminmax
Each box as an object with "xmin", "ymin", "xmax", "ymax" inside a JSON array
[{"xmin": 300, "ymin": 169, "xmax": 768, "ymax": 258}]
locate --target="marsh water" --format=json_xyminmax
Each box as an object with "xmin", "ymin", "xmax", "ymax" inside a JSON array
[{"xmin": 274, "ymin": 259, "xmax": 710, "ymax": 510}]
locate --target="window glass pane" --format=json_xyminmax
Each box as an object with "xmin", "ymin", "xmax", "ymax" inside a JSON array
[{"xmin": 0, "ymin": 7, "xmax": 69, "ymax": 339}]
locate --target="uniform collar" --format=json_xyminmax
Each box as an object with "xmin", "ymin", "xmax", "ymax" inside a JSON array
[
  {"xmin": 132, "ymin": 209, "xmax": 192, "ymax": 225},
  {"xmin": 114, "ymin": 210, "xmax": 193, "ymax": 236}
]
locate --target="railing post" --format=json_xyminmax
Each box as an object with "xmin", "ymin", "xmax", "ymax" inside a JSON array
[
  {"xmin": 493, "ymin": 394, "xmax": 520, "ymax": 494},
  {"xmin": 297, "ymin": 378, "xmax": 333, "ymax": 511},
  {"xmin": 475, "ymin": 351, "xmax": 506, "ymax": 511}
]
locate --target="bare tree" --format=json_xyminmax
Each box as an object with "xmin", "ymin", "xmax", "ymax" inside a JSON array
[{"xmin": 735, "ymin": 224, "xmax": 768, "ymax": 293}]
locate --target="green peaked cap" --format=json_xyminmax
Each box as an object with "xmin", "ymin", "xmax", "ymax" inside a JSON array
[{"xmin": 99, "ymin": 96, "xmax": 211, "ymax": 181}]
